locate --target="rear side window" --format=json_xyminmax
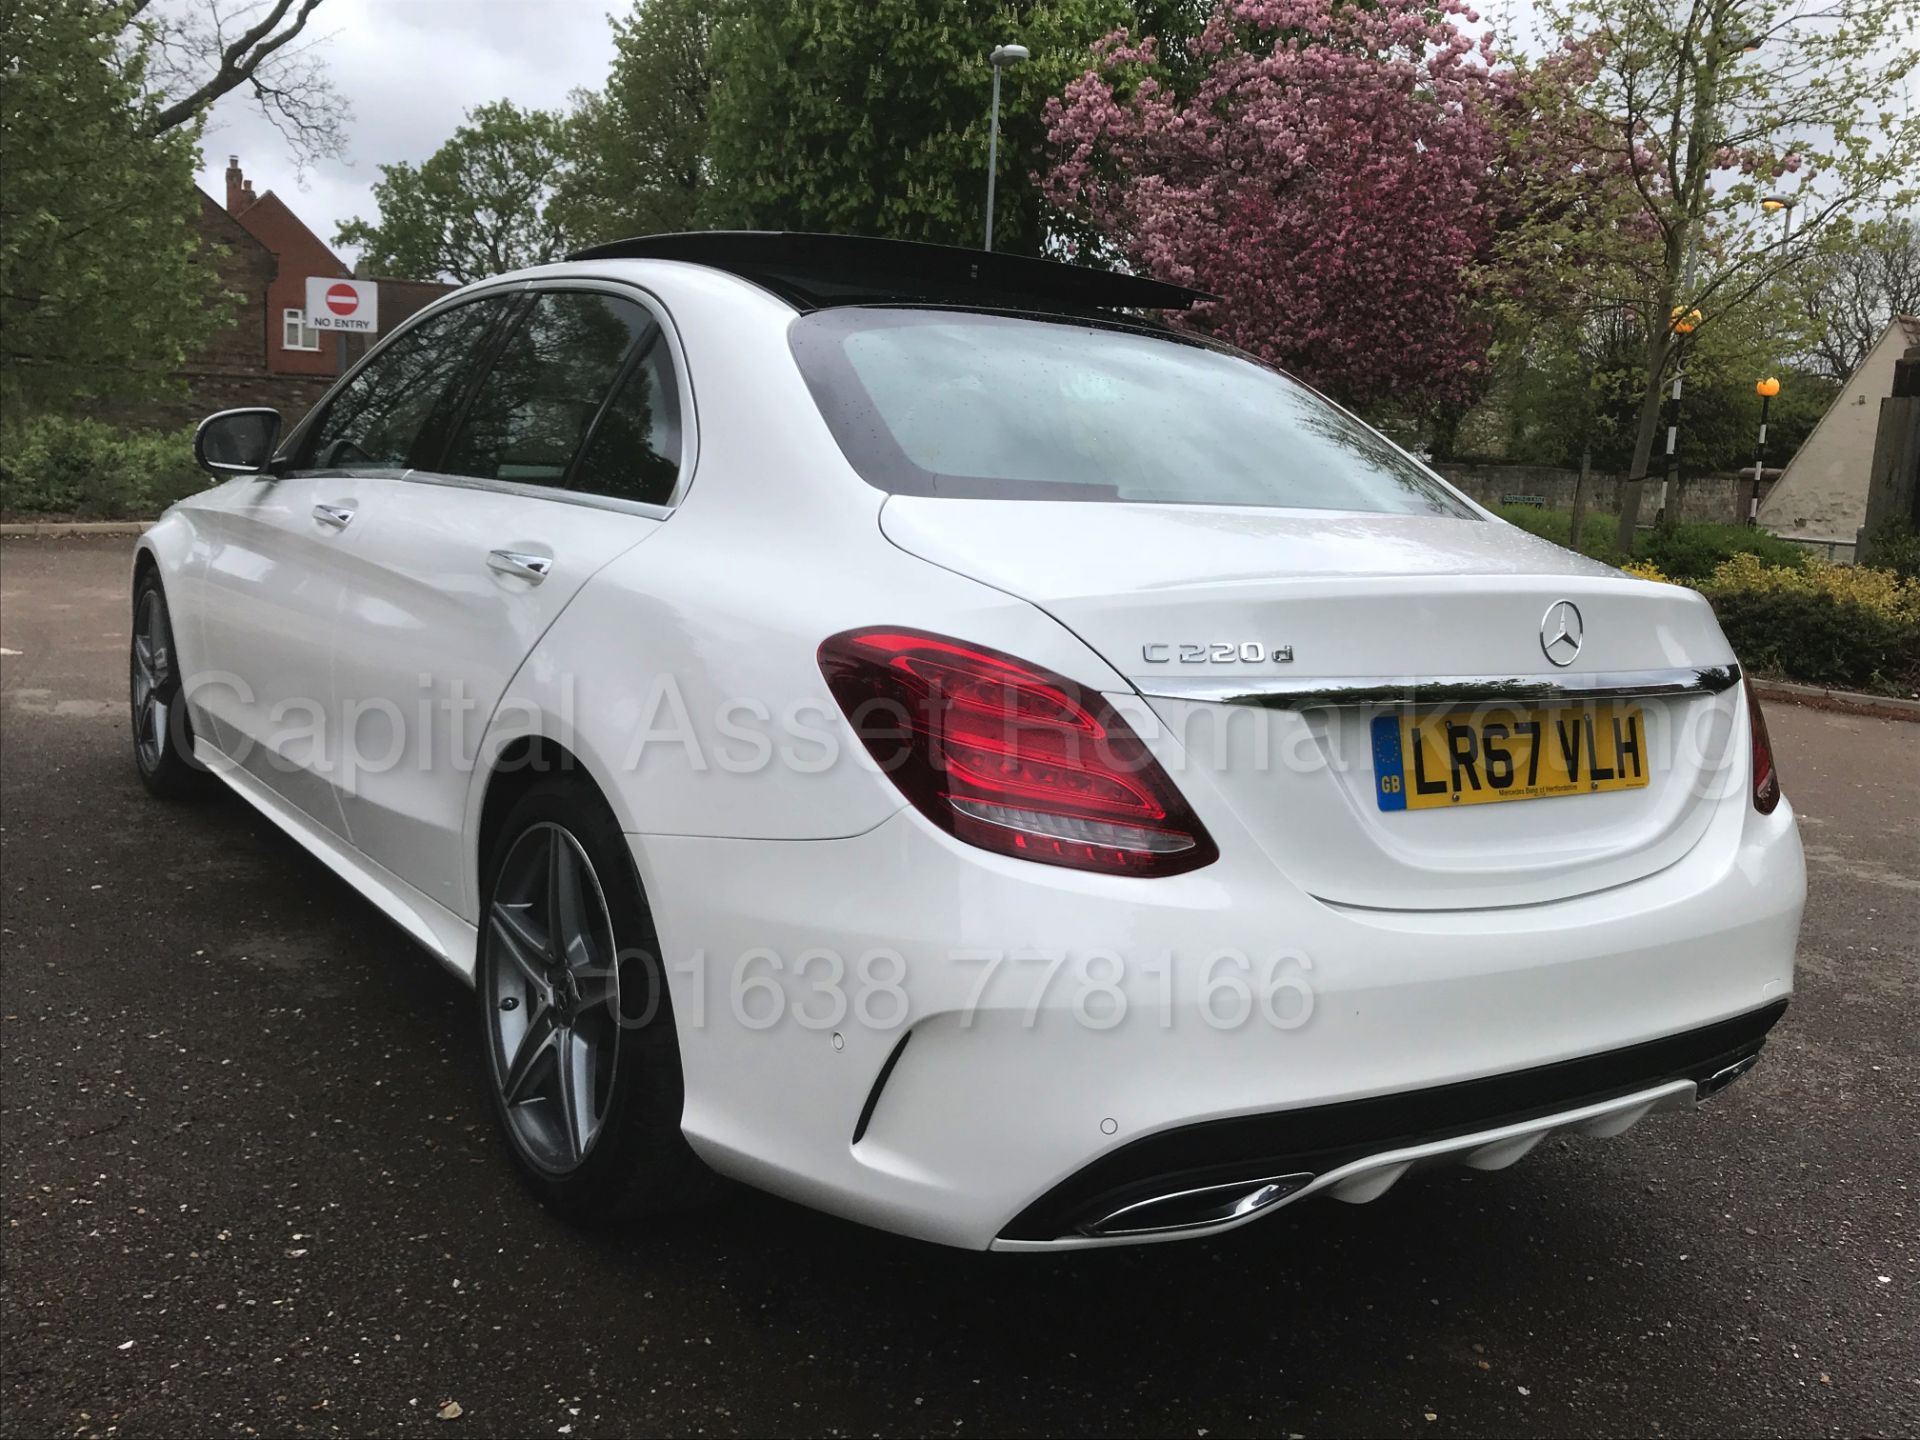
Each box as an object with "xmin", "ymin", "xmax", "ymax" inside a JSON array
[
  {"xmin": 439, "ymin": 292, "xmax": 651, "ymax": 486},
  {"xmin": 790, "ymin": 308, "xmax": 1472, "ymax": 516},
  {"xmin": 570, "ymin": 334, "xmax": 683, "ymax": 507},
  {"xmin": 297, "ymin": 299, "xmax": 506, "ymax": 472}
]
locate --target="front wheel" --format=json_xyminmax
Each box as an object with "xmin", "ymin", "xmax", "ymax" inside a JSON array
[
  {"xmin": 130, "ymin": 574, "xmax": 207, "ymax": 799},
  {"xmin": 477, "ymin": 777, "xmax": 705, "ymax": 1222}
]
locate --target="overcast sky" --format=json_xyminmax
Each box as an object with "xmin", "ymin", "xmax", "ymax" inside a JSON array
[{"xmin": 191, "ymin": 0, "xmax": 619, "ymax": 262}]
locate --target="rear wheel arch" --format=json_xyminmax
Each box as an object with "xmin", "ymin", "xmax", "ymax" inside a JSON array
[
  {"xmin": 468, "ymin": 720, "xmax": 653, "ymax": 916},
  {"xmin": 478, "ymin": 736, "xmax": 594, "ymax": 880}
]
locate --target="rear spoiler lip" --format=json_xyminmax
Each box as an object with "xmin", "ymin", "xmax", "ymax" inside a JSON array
[{"xmin": 566, "ymin": 230, "xmax": 1212, "ymax": 314}]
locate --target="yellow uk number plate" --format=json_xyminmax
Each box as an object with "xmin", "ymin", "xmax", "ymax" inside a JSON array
[{"xmin": 1371, "ymin": 703, "xmax": 1649, "ymax": 811}]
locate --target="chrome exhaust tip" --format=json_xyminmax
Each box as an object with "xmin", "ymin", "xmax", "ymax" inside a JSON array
[
  {"xmin": 1698, "ymin": 1052, "xmax": 1761, "ymax": 1101},
  {"xmin": 1079, "ymin": 1172, "xmax": 1314, "ymax": 1239}
]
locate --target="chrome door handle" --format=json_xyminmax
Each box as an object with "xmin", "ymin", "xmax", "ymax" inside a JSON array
[
  {"xmin": 312, "ymin": 503, "xmax": 355, "ymax": 530},
  {"xmin": 487, "ymin": 549, "xmax": 553, "ymax": 584}
]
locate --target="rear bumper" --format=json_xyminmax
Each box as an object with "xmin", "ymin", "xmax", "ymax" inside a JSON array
[
  {"xmin": 996, "ymin": 998, "xmax": 1782, "ymax": 1248},
  {"xmin": 632, "ymin": 788, "xmax": 1802, "ymax": 1250}
]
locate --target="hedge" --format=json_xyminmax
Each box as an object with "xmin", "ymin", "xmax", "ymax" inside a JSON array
[
  {"xmin": 1497, "ymin": 506, "xmax": 1916, "ymax": 693},
  {"xmin": 1862, "ymin": 520, "xmax": 1920, "ymax": 582},
  {"xmin": 1491, "ymin": 503, "xmax": 1811, "ymax": 584},
  {"xmin": 1634, "ymin": 522, "xmax": 1811, "ymax": 586},
  {"xmin": 1634, "ymin": 554, "xmax": 1920, "ymax": 695},
  {"xmin": 0, "ymin": 414, "xmax": 208, "ymax": 520}
]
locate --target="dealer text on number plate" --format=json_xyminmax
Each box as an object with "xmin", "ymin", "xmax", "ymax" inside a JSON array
[{"xmin": 1370, "ymin": 703, "xmax": 1648, "ymax": 811}]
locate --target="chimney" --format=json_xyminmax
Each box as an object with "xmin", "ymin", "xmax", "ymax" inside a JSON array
[
  {"xmin": 225, "ymin": 155, "xmax": 247, "ymax": 214},
  {"xmin": 242, "ymin": 179, "xmax": 256, "ymax": 207}
]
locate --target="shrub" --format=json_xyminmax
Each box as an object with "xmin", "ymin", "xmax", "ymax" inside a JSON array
[
  {"xmin": 1634, "ymin": 522, "xmax": 1809, "ymax": 585},
  {"xmin": 1701, "ymin": 554, "xmax": 1920, "ymax": 694},
  {"xmin": 1490, "ymin": 506, "xmax": 1816, "ymax": 585},
  {"xmin": 1862, "ymin": 519, "xmax": 1920, "ymax": 581},
  {"xmin": 0, "ymin": 415, "xmax": 205, "ymax": 519}
]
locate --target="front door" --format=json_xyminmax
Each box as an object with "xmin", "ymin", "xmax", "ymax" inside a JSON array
[
  {"xmin": 193, "ymin": 473, "xmax": 363, "ymax": 835},
  {"xmin": 199, "ymin": 294, "xmax": 518, "ymax": 840}
]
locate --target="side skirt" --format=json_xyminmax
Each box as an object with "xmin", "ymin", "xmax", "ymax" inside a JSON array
[{"xmin": 193, "ymin": 738, "xmax": 479, "ymax": 984}]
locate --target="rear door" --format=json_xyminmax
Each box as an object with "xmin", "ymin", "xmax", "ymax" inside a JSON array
[{"xmin": 329, "ymin": 283, "xmax": 689, "ymax": 915}]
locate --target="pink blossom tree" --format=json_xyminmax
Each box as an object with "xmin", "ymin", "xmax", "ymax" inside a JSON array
[{"xmin": 1043, "ymin": 0, "xmax": 1508, "ymax": 416}]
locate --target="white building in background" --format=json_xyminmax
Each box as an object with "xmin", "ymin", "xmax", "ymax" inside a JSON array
[{"xmin": 1759, "ymin": 315, "xmax": 1920, "ymax": 553}]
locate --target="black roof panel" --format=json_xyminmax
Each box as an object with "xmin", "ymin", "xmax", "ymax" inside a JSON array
[{"xmin": 567, "ymin": 231, "xmax": 1207, "ymax": 314}]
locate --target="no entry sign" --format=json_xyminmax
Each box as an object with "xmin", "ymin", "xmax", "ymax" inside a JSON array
[{"xmin": 304, "ymin": 276, "xmax": 379, "ymax": 333}]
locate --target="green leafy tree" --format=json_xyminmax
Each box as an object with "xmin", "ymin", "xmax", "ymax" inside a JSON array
[
  {"xmin": 701, "ymin": 0, "xmax": 1129, "ymax": 254},
  {"xmin": 335, "ymin": 101, "xmax": 573, "ymax": 284},
  {"xmin": 1522, "ymin": 0, "xmax": 1920, "ymax": 550},
  {"xmin": 1504, "ymin": 306, "xmax": 1833, "ymax": 475},
  {"xmin": 1479, "ymin": 49, "xmax": 1664, "ymax": 482},
  {"xmin": 1, "ymin": 0, "xmax": 229, "ymax": 411},
  {"xmin": 554, "ymin": 0, "xmax": 714, "ymax": 247},
  {"xmin": 1496, "ymin": 306, "xmax": 1642, "ymax": 545}
]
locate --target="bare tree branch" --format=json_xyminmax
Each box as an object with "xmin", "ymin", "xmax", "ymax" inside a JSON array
[{"xmin": 128, "ymin": 0, "xmax": 347, "ymax": 169}]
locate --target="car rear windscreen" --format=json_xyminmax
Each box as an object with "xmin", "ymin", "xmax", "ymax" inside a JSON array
[{"xmin": 789, "ymin": 307, "xmax": 1474, "ymax": 516}]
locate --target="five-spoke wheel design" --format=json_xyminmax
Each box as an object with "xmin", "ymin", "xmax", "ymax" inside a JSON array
[
  {"xmin": 484, "ymin": 821, "xmax": 623, "ymax": 1173},
  {"xmin": 130, "ymin": 589, "xmax": 171, "ymax": 774}
]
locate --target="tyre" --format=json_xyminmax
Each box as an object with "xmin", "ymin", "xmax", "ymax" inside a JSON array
[
  {"xmin": 130, "ymin": 573, "xmax": 208, "ymax": 799},
  {"xmin": 477, "ymin": 776, "xmax": 706, "ymax": 1222}
]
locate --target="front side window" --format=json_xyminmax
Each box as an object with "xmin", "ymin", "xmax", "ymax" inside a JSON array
[
  {"xmin": 570, "ymin": 334, "xmax": 682, "ymax": 507},
  {"xmin": 296, "ymin": 297, "xmax": 510, "ymax": 472},
  {"xmin": 283, "ymin": 308, "xmax": 320, "ymax": 352},
  {"xmin": 439, "ymin": 292, "xmax": 651, "ymax": 487},
  {"xmin": 790, "ymin": 308, "xmax": 1472, "ymax": 517}
]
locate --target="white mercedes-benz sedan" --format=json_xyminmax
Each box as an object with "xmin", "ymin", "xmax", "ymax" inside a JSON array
[{"xmin": 134, "ymin": 232, "xmax": 1804, "ymax": 1250}]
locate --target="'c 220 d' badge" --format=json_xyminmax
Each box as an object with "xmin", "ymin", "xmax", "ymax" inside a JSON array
[{"xmin": 1141, "ymin": 643, "xmax": 1294, "ymax": 664}]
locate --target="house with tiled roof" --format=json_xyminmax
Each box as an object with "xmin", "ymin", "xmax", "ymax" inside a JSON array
[
  {"xmin": 221, "ymin": 155, "xmax": 356, "ymax": 379},
  {"xmin": 145, "ymin": 158, "xmax": 454, "ymax": 429}
]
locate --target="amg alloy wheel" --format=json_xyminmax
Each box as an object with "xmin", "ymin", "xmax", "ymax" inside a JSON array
[
  {"xmin": 484, "ymin": 821, "xmax": 622, "ymax": 1172},
  {"xmin": 129, "ymin": 576, "xmax": 205, "ymax": 798},
  {"xmin": 476, "ymin": 779, "xmax": 704, "ymax": 1221}
]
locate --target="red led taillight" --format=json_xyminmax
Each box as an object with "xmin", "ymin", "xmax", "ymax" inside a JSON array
[
  {"xmin": 1746, "ymin": 684, "xmax": 1780, "ymax": 814},
  {"xmin": 818, "ymin": 628, "xmax": 1218, "ymax": 877}
]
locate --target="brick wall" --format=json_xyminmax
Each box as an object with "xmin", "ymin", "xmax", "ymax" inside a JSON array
[{"xmin": 187, "ymin": 193, "xmax": 274, "ymax": 374}]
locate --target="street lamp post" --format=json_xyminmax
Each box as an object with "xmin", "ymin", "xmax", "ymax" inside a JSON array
[
  {"xmin": 1761, "ymin": 195, "xmax": 1797, "ymax": 255},
  {"xmin": 1650, "ymin": 31, "xmax": 1764, "ymax": 535},
  {"xmin": 1749, "ymin": 376, "xmax": 1780, "ymax": 525},
  {"xmin": 1658, "ymin": 300, "xmax": 1702, "ymax": 527},
  {"xmin": 984, "ymin": 43, "xmax": 1030, "ymax": 252}
]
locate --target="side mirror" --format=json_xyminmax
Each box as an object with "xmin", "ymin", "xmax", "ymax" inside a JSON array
[{"xmin": 193, "ymin": 408, "xmax": 282, "ymax": 476}]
